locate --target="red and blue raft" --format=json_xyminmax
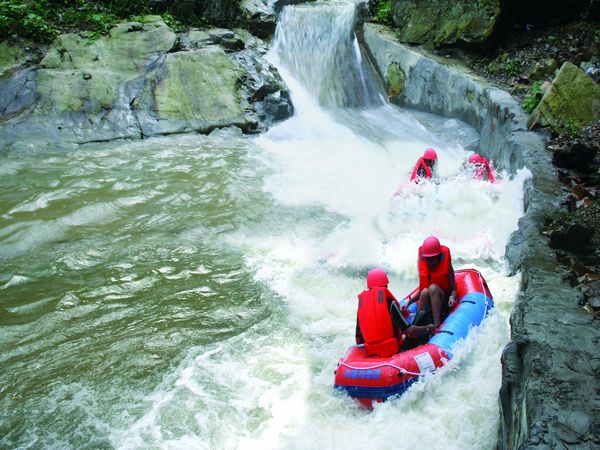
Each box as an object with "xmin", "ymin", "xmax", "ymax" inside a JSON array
[{"xmin": 334, "ymin": 268, "xmax": 494, "ymax": 408}]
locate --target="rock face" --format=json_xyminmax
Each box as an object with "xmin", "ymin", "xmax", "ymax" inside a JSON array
[
  {"xmin": 528, "ymin": 62, "xmax": 600, "ymax": 132},
  {"xmin": 240, "ymin": 0, "xmax": 277, "ymax": 38},
  {"xmin": 552, "ymin": 141, "xmax": 598, "ymax": 171},
  {"xmin": 385, "ymin": 62, "xmax": 406, "ymax": 102},
  {"xmin": 0, "ymin": 16, "xmax": 292, "ymax": 149},
  {"xmin": 390, "ymin": 0, "xmax": 501, "ymax": 48},
  {"xmin": 362, "ymin": 22, "xmax": 600, "ymax": 450}
]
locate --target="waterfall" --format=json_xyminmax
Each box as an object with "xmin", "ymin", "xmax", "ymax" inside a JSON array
[{"xmin": 270, "ymin": 1, "xmax": 385, "ymax": 108}]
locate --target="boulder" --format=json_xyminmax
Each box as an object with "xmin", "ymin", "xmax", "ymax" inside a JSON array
[
  {"xmin": 529, "ymin": 58, "xmax": 558, "ymax": 81},
  {"xmin": 207, "ymin": 28, "xmax": 245, "ymax": 51},
  {"xmin": 0, "ymin": 40, "xmax": 29, "ymax": 76},
  {"xmin": 548, "ymin": 223, "xmax": 594, "ymax": 253},
  {"xmin": 0, "ymin": 16, "xmax": 292, "ymax": 148},
  {"xmin": 150, "ymin": 47, "xmax": 250, "ymax": 135},
  {"xmin": 391, "ymin": 0, "xmax": 501, "ymax": 48},
  {"xmin": 386, "ymin": 62, "xmax": 406, "ymax": 102},
  {"xmin": 552, "ymin": 141, "xmax": 597, "ymax": 171},
  {"xmin": 0, "ymin": 68, "xmax": 37, "ymax": 119},
  {"xmin": 580, "ymin": 58, "xmax": 600, "ymax": 84},
  {"xmin": 232, "ymin": 42, "xmax": 293, "ymax": 129},
  {"xmin": 528, "ymin": 62, "xmax": 600, "ymax": 132},
  {"xmin": 240, "ymin": 0, "xmax": 277, "ymax": 38}
]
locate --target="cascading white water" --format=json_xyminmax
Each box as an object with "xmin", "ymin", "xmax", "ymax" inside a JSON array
[
  {"xmin": 220, "ymin": 1, "xmax": 530, "ymax": 448},
  {"xmin": 0, "ymin": 2, "xmax": 531, "ymax": 449},
  {"xmin": 113, "ymin": 2, "xmax": 528, "ymax": 448},
  {"xmin": 270, "ymin": 1, "xmax": 385, "ymax": 108}
]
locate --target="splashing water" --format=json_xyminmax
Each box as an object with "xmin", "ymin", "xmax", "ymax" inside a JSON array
[{"xmin": 0, "ymin": 2, "xmax": 529, "ymax": 449}]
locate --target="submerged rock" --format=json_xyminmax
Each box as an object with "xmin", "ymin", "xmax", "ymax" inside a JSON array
[{"xmin": 528, "ymin": 62, "xmax": 600, "ymax": 132}]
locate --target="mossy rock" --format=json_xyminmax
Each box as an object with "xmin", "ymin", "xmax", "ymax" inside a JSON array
[
  {"xmin": 528, "ymin": 62, "xmax": 600, "ymax": 132},
  {"xmin": 34, "ymin": 16, "xmax": 177, "ymax": 116},
  {"xmin": 35, "ymin": 69, "xmax": 120, "ymax": 114},
  {"xmin": 386, "ymin": 62, "xmax": 405, "ymax": 102},
  {"xmin": 40, "ymin": 17, "xmax": 176, "ymax": 74},
  {"xmin": 529, "ymin": 58, "xmax": 558, "ymax": 81},
  {"xmin": 154, "ymin": 48, "xmax": 247, "ymax": 131},
  {"xmin": 0, "ymin": 41, "xmax": 27, "ymax": 77},
  {"xmin": 391, "ymin": 0, "xmax": 500, "ymax": 47}
]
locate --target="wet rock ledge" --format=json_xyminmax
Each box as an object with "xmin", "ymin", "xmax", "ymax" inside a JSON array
[
  {"xmin": 361, "ymin": 22, "xmax": 599, "ymax": 449},
  {"xmin": 0, "ymin": 15, "xmax": 292, "ymax": 150}
]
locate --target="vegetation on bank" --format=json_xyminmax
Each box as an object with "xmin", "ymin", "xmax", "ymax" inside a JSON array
[
  {"xmin": 369, "ymin": 0, "xmax": 393, "ymax": 27},
  {"xmin": 0, "ymin": 0, "xmax": 241, "ymax": 43}
]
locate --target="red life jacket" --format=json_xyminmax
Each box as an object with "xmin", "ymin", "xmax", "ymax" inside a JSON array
[
  {"xmin": 474, "ymin": 159, "xmax": 496, "ymax": 183},
  {"xmin": 357, "ymin": 287, "xmax": 401, "ymax": 357},
  {"xmin": 418, "ymin": 245, "xmax": 452, "ymax": 295},
  {"xmin": 409, "ymin": 157, "xmax": 433, "ymax": 182}
]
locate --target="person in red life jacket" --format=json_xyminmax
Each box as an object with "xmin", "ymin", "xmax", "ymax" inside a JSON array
[
  {"xmin": 468, "ymin": 153, "xmax": 496, "ymax": 183},
  {"xmin": 409, "ymin": 148, "xmax": 438, "ymax": 183},
  {"xmin": 403, "ymin": 236, "xmax": 457, "ymax": 329},
  {"xmin": 355, "ymin": 268, "xmax": 436, "ymax": 357}
]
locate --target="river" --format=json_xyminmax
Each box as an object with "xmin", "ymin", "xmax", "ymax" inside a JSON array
[{"xmin": 0, "ymin": 1, "xmax": 530, "ymax": 449}]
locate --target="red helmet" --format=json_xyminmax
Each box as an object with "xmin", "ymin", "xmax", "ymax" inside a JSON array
[
  {"xmin": 367, "ymin": 268, "xmax": 389, "ymax": 289},
  {"xmin": 423, "ymin": 148, "xmax": 438, "ymax": 161},
  {"xmin": 469, "ymin": 153, "xmax": 485, "ymax": 165},
  {"xmin": 421, "ymin": 236, "xmax": 442, "ymax": 257}
]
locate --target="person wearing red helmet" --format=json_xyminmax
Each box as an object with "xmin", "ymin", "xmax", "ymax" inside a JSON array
[
  {"xmin": 468, "ymin": 153, "xmax": 496, "ymax": 183},
  {"xmin": 410, "ymin": 148, "xmax": 438, "ymax": 183},
  {"xmin": 404, "ymin": 236, "xmax": 457, "ymax": 329},
  {"xmin": 355, "ymin": 268, "xmax": 436, "ymax": 357}
]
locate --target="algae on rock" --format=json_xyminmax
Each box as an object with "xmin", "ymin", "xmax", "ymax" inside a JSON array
[
  {"xmin": 528, "ymin": 62, "xmax": 600, "ymax": 132},
  {"xmin": 0, "ymin": 14, "xmax": 292, "ymax": 148},
  {"xmin": 154, "ymin": 48, "xmax": 248, "ymax": 134},
  {"xmin": 386, "ymin": 62, "xmax": 406, "ymax": 102},
  {"xmin": 391, "ymin": 0, "xmax": 501, "ymax": 48}
]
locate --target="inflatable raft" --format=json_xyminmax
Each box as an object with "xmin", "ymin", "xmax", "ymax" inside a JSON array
[{"xmin": 334, "ymin": 268, "xmax": 494, "ymax": 409}]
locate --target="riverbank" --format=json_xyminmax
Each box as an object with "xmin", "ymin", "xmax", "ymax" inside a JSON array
[
  {"xmin": 453, "ymin": 18, "xmax": 600, "ymax": 449},
  {"xmin": 0, "ymin": 14, "xmax": 293, "ymax": 150}
]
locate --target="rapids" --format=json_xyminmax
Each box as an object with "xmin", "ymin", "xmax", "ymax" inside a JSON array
[{"xmin": 0, "ymin": 1, "xmax": 530, "ymax": 449}]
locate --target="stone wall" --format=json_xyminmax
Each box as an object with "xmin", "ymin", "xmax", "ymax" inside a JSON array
[{"xmin": 362, "ymin": 22, "xmax": 600, "ymax": 449}]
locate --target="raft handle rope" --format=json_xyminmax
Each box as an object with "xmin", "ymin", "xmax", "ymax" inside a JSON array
[{"xmin": 338, "ymin": 361, "xmax": 433, "ymax": 377}]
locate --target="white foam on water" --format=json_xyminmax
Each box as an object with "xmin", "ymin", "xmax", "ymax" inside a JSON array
[{"xmin": 106, "ymin": 2, "xmax": 529, "ymax": 449}]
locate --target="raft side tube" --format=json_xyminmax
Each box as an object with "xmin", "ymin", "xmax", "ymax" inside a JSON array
[
  {"xmin": 429, "ymin": 292, "xmax": 491, "ymax": 351},
  {"xmin": 334, "ymin": 377, "xmax": 418, "ymax": 400}
]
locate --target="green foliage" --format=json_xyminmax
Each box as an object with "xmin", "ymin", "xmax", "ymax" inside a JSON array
[
  {"xmin": 485, "ymin": 61, "xmax": 501, "ymax": 75},
  {"xmin": 485, "ymin": 57, "xmax": 523, "ymax": 77},
  {"xmin": 0, "ymin": 1, "xmax": 58, "ymax": 42},
  {"xmin": 22, "ymin": 11, "xmax": 56, "ymax": 41},
  {"xmin": 160, "ymin": 12, "xmax": 177, "ymax": 30},
  {"xmin": 504, "ymin": 58, "xmax": 522, "ymax": 76},
  {"xmin": 565, "ymin": 117, "xmax": 580, "ymax": 136},
  {"xmin": 374, "ymin": 0, "xmax": 393, "ymax": 26},
  {"xmin": 523, "ymin": 81, "xmax": 544, "ymax": 113},
  {"xmin": 0, "ymin": 0, "xmax": 241, "ymax": 43}
]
